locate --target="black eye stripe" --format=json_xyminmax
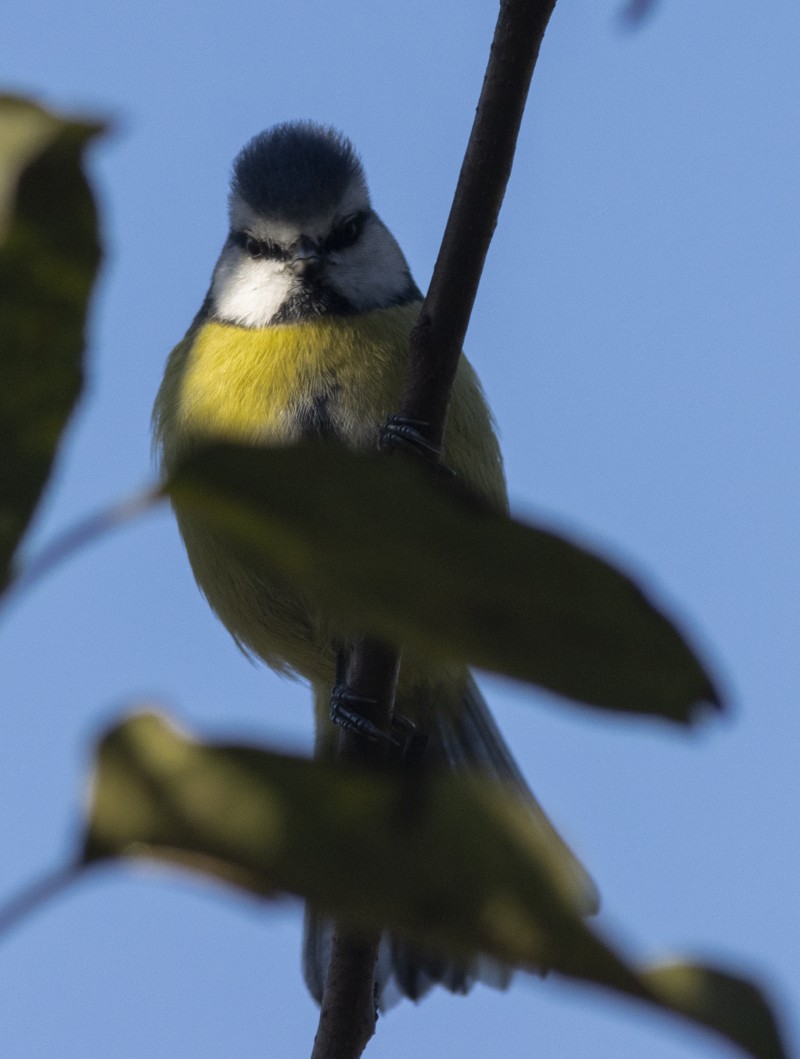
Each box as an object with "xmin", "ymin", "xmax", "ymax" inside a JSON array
[
  {"xmin": 232, "ymin": 230, "xmax": 285, "ymax": 261},
  {"xmin": 231, "ymin": 213, "xmax": 369, "ymax": 261}
]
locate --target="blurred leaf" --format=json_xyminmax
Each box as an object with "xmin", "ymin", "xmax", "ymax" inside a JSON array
[
  {"xmin": 82, "ymin": 711, "xmax": 641, "ymax": 988},
  {"xmin": 644, "ymin": 963, "xmax": 788, "ymax": 1059},
  {"xmin": 168, "ymin": 442, "xmax": 721, "ymax": 722},
  {"xmin": 619, "ymin": 0, "xmax": 659, "ymax": 27},
  {"xmin": 83, "ymin": 712, "xmax": 786, "ymax": 1059},
  {"xmin": 0, "ymin": 96, "xmax": 103, "ymax": 592}
]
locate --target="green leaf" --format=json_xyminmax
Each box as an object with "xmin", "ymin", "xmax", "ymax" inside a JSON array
[
  {"xmin": 643, "ymin": 962, "xmax": 788, "ymax": 1059},
  {"xmin": 83, "ymin": 712, "xmax": 786, "ymax": 1059},
  {"xmin": 168, "ymin": 442, "xmax": 721, "ymax": 722},
  {"xmin": 82, "ymin": 711, "xmax": 640, "ymax": 988},
  {"xmin": 0, "ymin": 96, "xmax": 103, "ymax": 591}
]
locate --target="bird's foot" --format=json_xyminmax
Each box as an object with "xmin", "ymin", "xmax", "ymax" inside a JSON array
[
  {"xmin": 379, "ymin": 414, "xmax": 455, "ymax": 477},
  {"xmin": 329, "ymin": 684, "xmax": 429, "ymax": 761},
  {"xmin": 329, "ymin": 683, "xmax": 394, "ymax": 744}
]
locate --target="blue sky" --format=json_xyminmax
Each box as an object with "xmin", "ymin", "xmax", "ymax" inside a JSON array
[{"xmin": 1, "ymin": 1, "xmax": 798, "ymax": 1056}]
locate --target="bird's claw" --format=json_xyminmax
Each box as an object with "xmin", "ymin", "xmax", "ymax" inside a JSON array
[
  {"xmin": 329, "ymin": 684, "xmax": 429, "ymax": 761},
  {"xmin": 379, "ymin": 415, "xmax": 455, "ymax": 478},
  {"xmin": 329, "ymin": 684, "xmax": 395, "ymax": 744}
]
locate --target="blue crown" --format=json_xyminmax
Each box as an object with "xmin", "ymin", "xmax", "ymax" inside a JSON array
[{"xmin": 231, "ymin": 122, "xmax": 365, "ymax": 221}]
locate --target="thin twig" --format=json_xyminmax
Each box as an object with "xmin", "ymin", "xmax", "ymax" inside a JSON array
[
  {"xmin": 403, "ymin": 0, "xmax": 557, "ymax": 448},
  {"xmin": 310, "ymin": 927, "xmax": 382, "ymax": 1059},
  {"xmin": 309, "ymin": 641, "xmax": 398, "ymax": 1059},
  {"xmin": 0, "ymin": 860, "xmax": 84, "ymax": 938},
  {"xmin": 311, "ymin": 2, "xmax": 559, "ymax": 1056},
  {"xmin": 1, "ymin": 487, "xmax": 160, "ymax": 614}
]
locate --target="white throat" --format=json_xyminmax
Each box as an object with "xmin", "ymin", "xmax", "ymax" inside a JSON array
[{"xmin": 210, "ymin": 249, "xmax": 294, "ymax": 328}]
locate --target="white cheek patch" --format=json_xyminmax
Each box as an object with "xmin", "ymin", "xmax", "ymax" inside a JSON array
[
  {"xmin": 211, "ymin": 251, "xmax": 293, "ymax": 328},
  {"xmin": 329, "ymin": 219, "xmax": 413, "ymax": 311}
]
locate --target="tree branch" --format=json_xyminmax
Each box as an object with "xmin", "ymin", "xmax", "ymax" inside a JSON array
[
  {"xmin": 311, "ymin": 2, "xmax": 558, "ymax": 1055},
  {"xmin": 309, "ymin": 927, "xmax": 382, "ymax": 1059},
  {"xmin": 404, "ymin": 0, "xmax": 557, "ymax": 448}
]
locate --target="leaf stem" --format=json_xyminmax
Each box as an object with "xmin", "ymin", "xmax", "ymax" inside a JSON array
[
  {"xmin": 0, "ymin": 860, "xmax": 84, "ymax": 938},
  {"xmin": 2, "ymin": 487, "xmax": 161, "ymax": 610}
]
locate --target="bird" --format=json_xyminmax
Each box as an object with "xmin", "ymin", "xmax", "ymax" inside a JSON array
[{"xmin": 153, "ymin": 121, "xmax": 598, "ymax": 1006}]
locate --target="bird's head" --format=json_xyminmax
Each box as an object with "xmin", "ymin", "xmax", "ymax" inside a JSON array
[{"xmin": 209, "ymin": 122, "xmax": 420, "ymax": 328}]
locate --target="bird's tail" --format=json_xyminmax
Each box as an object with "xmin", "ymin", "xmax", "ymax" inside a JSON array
[{"xmin": 303, "ymin": 675, "xmax": 598, "ymax": 1008}]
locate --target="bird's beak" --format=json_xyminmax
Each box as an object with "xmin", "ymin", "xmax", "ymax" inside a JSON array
[{"xmin": 289, "ymin": 235, "xmax": 323, "ymax": 278}]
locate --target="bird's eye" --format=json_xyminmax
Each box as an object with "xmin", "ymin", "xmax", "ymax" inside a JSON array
[
  {"xmin": 243, "ymin": 235, "xmax": 264, "ymax": 259},
  {"xmin": 328, "ymin": 214, "xmax": 364, "ymax": 252},
  {"xmin": 340, "ymin": 216, "xmax": 360, "ymax": 245},
  {"xmin": 234, "ymin": 231, "xmax": 285, "ymax": 261}
]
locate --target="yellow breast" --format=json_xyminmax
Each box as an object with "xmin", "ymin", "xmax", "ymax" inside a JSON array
[{"xmin": 154, "ymin": 303, "xmax": 420, "ymax": 468}]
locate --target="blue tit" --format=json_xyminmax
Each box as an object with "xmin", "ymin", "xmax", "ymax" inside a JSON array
[{"xmin": 153, "ymin": 122, "xmax": 597, "ymax": 1005}]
